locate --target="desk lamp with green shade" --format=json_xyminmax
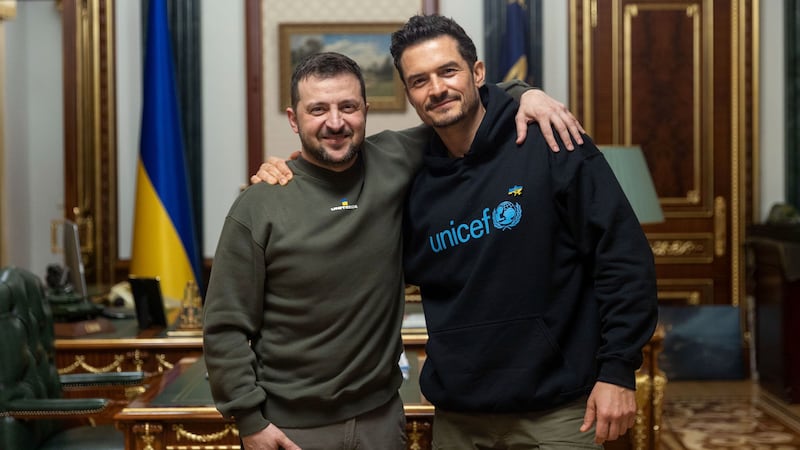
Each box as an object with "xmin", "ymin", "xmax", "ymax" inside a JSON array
[{"xmin": 598, "ymin": 145, "xmax": 664, "ymax": 225}]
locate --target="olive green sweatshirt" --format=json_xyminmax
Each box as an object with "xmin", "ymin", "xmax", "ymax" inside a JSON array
[{"xmin": 203, "ymin": 126, "xmax": 428, "ymax": 436}]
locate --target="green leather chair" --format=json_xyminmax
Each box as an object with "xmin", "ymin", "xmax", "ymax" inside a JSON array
[{"xmin": 0, "ymin": 266, "xmax": 144, "ymax": 450}]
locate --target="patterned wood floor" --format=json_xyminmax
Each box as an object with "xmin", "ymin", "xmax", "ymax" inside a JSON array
[{"xmin": 661, "ymin": 381, "xmax": 800, "ymax": 449}]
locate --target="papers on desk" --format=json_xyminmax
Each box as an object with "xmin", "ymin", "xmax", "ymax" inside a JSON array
[
  {"xmin": 398, "ymin": 351, "xmax": 410, "ymax": 380},
  {"xmin": 402, "ymin": 312, "xmax": 426, "ymax": 329}
]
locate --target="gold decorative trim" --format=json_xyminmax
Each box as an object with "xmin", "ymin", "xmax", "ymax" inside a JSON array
[
  {"xmin": 156, "ymin": 353, "xmax": 175, "ymax": 372},
  {"xmin": 714, "ymin": 196, "xmax": 727, "ymax": 256},
  {"xmin": 166, "ymin": 446, "xmax": 241, "ymax": 450},
  {"xmin": 131, "ymin": 349, "xmax": 145, "ymax": 371},
  {"xmin": 125, "ymin": 385, "xmax": 146, "ymax": 400},
  {"xmin": 659, "ymin": 290, "xmax": 701, "ymax": 305},
  {"xmin": 0, "ymin": 0, "xmax": 16, "ymax": 20},
  {"xmin": 623, "ymin": 3, "xmax": 709, "ymax": 215},
  {"xmin": 730, "ymin": 0, "xmax": 749, "ymax": 307},
  {"xmin": 649, "ymin": 232, "xmax": 713, "ymax": 263},
  {"xmin": 406, "ymin": 419, "xmax": 432, "ymax": 450},
  {"xmin": 657, "ymin": 278, "xmax": 714, "ymax": 305},
  {"xmin": 173, "ymin": 423, "xmax": 238, "ymax": 443},
  {"xmin": 612, "ymin": 0, "xmax": 620, "ymax": 142},
  {"xmin": 751, "ymin": 0, "xmax": 761, "ymax": 223},
  {"xmin": 57, "ymin": 354, "xmax": 125, "ymax": 374},
  {"xmin": 651, "ymin": 240, "xmax": 704, "ymax": 257},
  {"xmin": 0, "ymin": 23, "xmax": 6, "ymax": 267},
  {"xmin": 67, "ymin": 0, "xmax": 118, "ymax": 286},
  {"xmin": 632, "ymin": 370, "xmax": 653, "ymax": 450},
  {"xmin": 651, "ymin": 364, "xmax": 668, "ymax": 444},
  {"xmin": 133, "ymin": 422, "xmax": 162, "ymax": 450}
]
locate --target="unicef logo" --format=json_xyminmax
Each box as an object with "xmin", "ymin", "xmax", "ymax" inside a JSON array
[{"xmin": 492, "ymin": 201, "xmax": 522, "ymax": 230}]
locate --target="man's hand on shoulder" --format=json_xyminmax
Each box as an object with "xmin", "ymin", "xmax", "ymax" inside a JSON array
[
  {"xmin": 250, "ymin": 151, "xmax": 300, "ymax": 186},
  {"xmin": 241, "ymin": 423, "xmax": 302, "ymax": 450},
  {"xmin": 515, "ymin": 89, "xmax": 585, "ymax": 151}
]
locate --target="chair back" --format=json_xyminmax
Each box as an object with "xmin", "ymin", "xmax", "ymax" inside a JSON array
[{"xmin": 0, "ymin": 266, "xmax": 64, "ymax": 448}]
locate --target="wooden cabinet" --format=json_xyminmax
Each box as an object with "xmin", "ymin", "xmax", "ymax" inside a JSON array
[
  {"xmin": 569, "ymin": 0, "xmax": 756, "ymax": 307},
  {"xmin": 747, "ymin": 226, "xmax": 800, "ymax": 403}
]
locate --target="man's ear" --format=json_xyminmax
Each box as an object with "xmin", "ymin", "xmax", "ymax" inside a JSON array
[
  {"xmin": 473, "ymin": 60, "xmax": 486, "ymax": 87},
  {"xmin": 286, "ymin": 107, "xmax": 300, "ymax": 134}
]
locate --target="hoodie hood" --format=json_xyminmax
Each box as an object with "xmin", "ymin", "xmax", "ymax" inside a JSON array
[{"xmin": 424, "ymin": 84, "xmax": 518, "ymax": 173}]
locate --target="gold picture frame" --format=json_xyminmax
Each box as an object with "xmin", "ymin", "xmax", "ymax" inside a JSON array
[
  {"xmin": 0, "ymin": 0, "xmax": 16, "ymax": 20},
  {"xmin": 278, "ymin": 22, "xmax": 406, "ymax": 111}
]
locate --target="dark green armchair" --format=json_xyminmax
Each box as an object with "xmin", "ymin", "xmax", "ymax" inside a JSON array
[{"xmin": 0, "ymin": 266, "xmax": 145, "ymax": 450}]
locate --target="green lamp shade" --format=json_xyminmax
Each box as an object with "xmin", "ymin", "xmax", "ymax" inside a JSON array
[{"xmin": 598, "ymin": 146, "xmax": 664, "ymax": 224}]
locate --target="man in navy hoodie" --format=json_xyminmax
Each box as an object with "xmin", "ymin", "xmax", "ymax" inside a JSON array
[{"xmin": 392, "ymin": 15, "xmax": 658, "ymax": 449}]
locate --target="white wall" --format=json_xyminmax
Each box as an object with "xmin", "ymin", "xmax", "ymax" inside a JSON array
[
  {"xmin": 441, "ymin": 0, "xmax": 484, "ymax": 60},
  {"xmin": 200, "ymin": 0, "xmax": 247, "ymax": 257},
  {"xmin": 3, "ymin": 2, "xmax": 64, "ymax": 279},
  {"xmin": 260, "ymin": 0, "xmax": 423, "ymax": 163},
  {"xmin": 0, "ymin": 0, "xmax": 787, "ymax": 275},
  {"xmin": 760, "ymin": 2, "xmax": 785, "ymax": 220},
  {"xmin": 115, "ymin": 0, "xmax": 142, "ymax": 261}
]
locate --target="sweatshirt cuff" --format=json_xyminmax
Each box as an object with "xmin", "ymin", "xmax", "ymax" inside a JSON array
[
  {"xmin": 597, "ymin": 358, "xmax": 638, "ymax": 390},
  {"xmin": 234, "ymin": 406, "xmax": 270, "ymax": 437}
]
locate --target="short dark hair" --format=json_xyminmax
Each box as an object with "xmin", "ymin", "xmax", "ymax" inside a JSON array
[
  {"xmin": 390, "ymin": 14, "xmax": 478, "ymax": 83},
  {"xmin": 290, "ymin": 52, "xmax": 366, "ymax": 109}
]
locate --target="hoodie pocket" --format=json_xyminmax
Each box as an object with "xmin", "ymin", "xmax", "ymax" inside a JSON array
[{"xmin": 422, "ymin": 315, "xmax": 581, "ymax": 412}]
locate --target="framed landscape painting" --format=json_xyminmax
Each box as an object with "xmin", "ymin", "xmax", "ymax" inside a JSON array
[{"xmin": 279, "ymin": 23, "xmax": 406, "ymax": 111}]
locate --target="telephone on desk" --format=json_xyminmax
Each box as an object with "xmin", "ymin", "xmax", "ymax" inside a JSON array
[
  {"xmin": 45, "ymin": 264, "xmax": 135, "ymax": 322},
  {"xmin": 101, "ymin": 281, "xmax": 137, "ymax": 319},
  {"xmin": 45, "ymin": 264, "xmax": 103, "ymax": 322}
]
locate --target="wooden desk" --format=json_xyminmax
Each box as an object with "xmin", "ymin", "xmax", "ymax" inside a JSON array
[
  {"xmin": 55, "ymin": 318, "xmax": 204, "ymax": 376},
  {"xmin": 115, "ymin": 350, "xmax": 434, "ymax": 450},
  {"xmin": 114, "ymin": 328, "xmax": 663, "ymax": 450}
]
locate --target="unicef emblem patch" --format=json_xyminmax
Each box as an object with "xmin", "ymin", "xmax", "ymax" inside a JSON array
[{"xmin": 492, "ymin": 201, "xmax": 522, "ymax": 230}]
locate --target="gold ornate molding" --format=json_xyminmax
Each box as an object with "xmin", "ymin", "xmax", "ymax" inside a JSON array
[
  {"xmin": 407, "ymin": 419, "xmax": 432, "ymax": 450},
  {"xmin": 657, "ymin": 278, "xmax": 714, "ymax": 305},
  {"xmin": 632, "ymin": 370, "xmax": 652, "ymax": 450},
  {"xmin": 651, "ymin": 240, "xmax": 704, "ymax": 257},
  {"xmin": 649, "ymin": 233, "xmax": 713, "ymax": 263},
  {"xmin": 133, "ymin": 422, "xmax": 162, "ymax": 450},
  {"xmin": 61, "ymin": 0, "xmax": 118, "ymax": 286},
  {"xmin": 173, "ymin": 423, "xmax": 238, "ymax": 443},
  {"xmin": 714, "ymin": 196, "xmax": 727, "ymax": 256},
  {"xmin": 57, "ymin": 354, "xmax": 125, "ymax": 374},
  {"xmin": 0, "ymin": 0, "xmax": 16, "ymax": 20},
  {"xmin": 156, "ymin": 353, "xmax": 175, "ymax": 372},
  {"xmin": 57, "ymin": 349, "xmax": 177, "ymax": 374}
]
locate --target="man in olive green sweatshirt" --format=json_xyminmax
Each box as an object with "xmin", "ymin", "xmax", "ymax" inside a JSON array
[{"xmin": 204, "ymin": 51, "xmax": 584, "ymax": 450}]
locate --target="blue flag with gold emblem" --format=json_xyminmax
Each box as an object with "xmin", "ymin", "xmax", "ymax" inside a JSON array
[{"xmin": 500, "ymin": 0, "xmax": 531, "ymax": 83}]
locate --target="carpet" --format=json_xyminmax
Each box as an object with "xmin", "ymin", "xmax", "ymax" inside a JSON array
[{"xmin": 660, "ymin": 390, "xmax": 800, "ymax": 449}]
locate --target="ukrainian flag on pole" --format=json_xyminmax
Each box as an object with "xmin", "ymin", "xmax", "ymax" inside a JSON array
[
  {"xmin": 131, "ymin": 0, "xmax": 202, "ymax": 301},
  {"xmin": 500, "ymin": 0, "xmax": 531, "ymax": 83}
]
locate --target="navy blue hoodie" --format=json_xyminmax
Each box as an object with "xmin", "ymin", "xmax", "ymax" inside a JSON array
[{"xmin": 403, "ymin": 84, "xmax": 658, "ymax": 413}]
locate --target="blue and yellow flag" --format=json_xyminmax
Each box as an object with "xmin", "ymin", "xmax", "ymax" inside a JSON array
[
  {"xmin": 500, "ymin": 0, "xmax": 531, "ymax": 83},
  {"xmin": 131, "ymin": 0, "xmax": 202, "ymax": 301}
]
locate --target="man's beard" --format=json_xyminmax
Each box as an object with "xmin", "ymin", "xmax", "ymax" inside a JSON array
[
  {"xmin": 425, "ymin": 92, "xmax": 479, "ymax": 128},
  {"xmin": 299, "ymin": 130, "xmax": 362, "ymax": 168}
]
